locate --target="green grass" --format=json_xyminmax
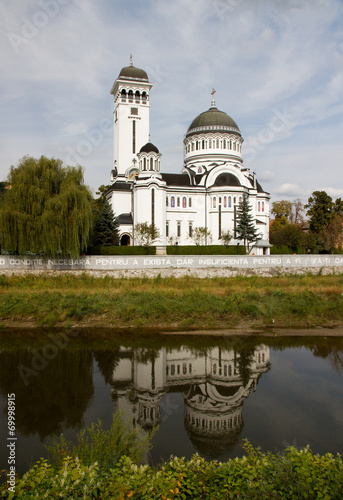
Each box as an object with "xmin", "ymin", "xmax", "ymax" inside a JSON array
[{"xmin": 0, "ymin": 273, "xmax": 342, "ymax": 329}]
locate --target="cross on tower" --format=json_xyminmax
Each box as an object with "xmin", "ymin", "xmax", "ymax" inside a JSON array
[{"xmin": 211, "ymin": 88, "xmax": 216, "ymax": 107}]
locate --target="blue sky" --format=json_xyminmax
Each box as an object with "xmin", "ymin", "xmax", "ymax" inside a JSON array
[{"xmin": 1, "ymin": 0, "xmax": 343, "ymax": 203}]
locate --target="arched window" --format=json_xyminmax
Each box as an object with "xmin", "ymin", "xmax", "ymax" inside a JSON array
[
  {"xmin": 189, "ymin": 197, "xmax": 192, "ymax": 207},
  {"xmin": 216, "ymin": 138, "xmax": 219, "ymax": 148},
  {"xmin": 262, "ymin": 202, "xmax": 265, "ymax": 212},
  {"xmin": 142, "ymin": 91, "xmax": 147, "ymax": 103},
  {"xmin": 128, "ymin": 89, "xmax": 133, "ymax": 102},
  {"xmin": 177, "ymin": 197, "xmax": 180, "ymax": 207},
  {"xmin": 228, "ymin": 196, "xmax": 232, "ymax": 208},
  {"xmin": 202, "ymin": 139, "xmax": 205, "ymax": 149},
  {"xmin": 258, "ymin": 201, "xmax": 261, "ymax": 211},
  {"xmin": 171, "ymin": 196, "xmax": 175, "ymax": 207},
  {"xmin": 182, "ymin": 197, "xmax": 187, "ymax": 208},
  {"xmin": 135, "ymin": 90, "xmax": 140, "ymax": 102},
  {"xmin": 213, "ymin": 363, "xmax": 217, "ymax": 374},
  {"xmin": 150, "ymin": 158, "xmax": 154, "ymax": 170},
  {"xmin": 121, "ymin": 89, "xmax": 127, "ymax": 101},
  {"xmin": 233, "ymin": 142, "xmax": 236, "ymax": 151},
  {"xmin": 166, "ymin": 197, "xmax": 168, "ymax": 207},
  {"xmin": 143, "ymin": 157, "xmax": 146, "ymax": 170},
  {"xmin": 213, "ymin": 197, "xmax": 216, "ymax": 208},
  {"xmin": 209, "ymin": 139, "xmax": 212, "ymax": 149},
  {"xmin": 224, "ymin": 196, "xmax": 227, "ymax": 208},
  {"xmin": 196, "ymin": 141, "xmax": 199, "ymax": 150},
  {"xmin": 230, "ymin": 140, "xmax": 232, "ymax": 149},
  {"xmin": 239, "ymin": 196, "xmax": 242, "ymax": 203},
  {"xmin": 223, "ymin": 139, "xmax": 226, "ymax": 148}
]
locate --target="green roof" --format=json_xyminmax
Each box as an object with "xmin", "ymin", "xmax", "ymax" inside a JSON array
[
  {"xmin": 187, "ymin": 107, "xmax": 241, "ymax": 137},
  {"xmin": 118, "ymin": 65, "xmax": 149, "ymax": 81}
]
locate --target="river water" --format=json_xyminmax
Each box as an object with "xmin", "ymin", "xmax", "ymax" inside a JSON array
[{"xmin": 1, "ymin": 331, "xmax": 343, "ymax": 476}]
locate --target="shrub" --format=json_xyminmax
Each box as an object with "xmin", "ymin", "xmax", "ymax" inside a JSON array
[
  {"xmin": 87, "ymin": 245, "xmax": 156, "ymax": 255},
  {"xmin": 167, "ymin": 245, "xmax": 246, "ymax": 255}
]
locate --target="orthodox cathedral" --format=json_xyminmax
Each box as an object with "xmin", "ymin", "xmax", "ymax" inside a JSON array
[{"xmin": 107, "ymin": 58, "xmax": 270, "ymax": 254}]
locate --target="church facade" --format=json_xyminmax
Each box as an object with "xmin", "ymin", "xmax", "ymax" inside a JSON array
[{"xmin": 107, "ymin": 60, "xmax": 270, "ymax": 254}]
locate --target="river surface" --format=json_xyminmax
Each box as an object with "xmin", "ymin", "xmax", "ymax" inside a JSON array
[{"xmin": 1, "ymin": 331, "xmax": 343, "ymax": 476}]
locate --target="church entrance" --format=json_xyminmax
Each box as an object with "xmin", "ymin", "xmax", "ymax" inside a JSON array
[{"xmin": 120, "ymin": 234, "xmax": 131, "ymax": 246}]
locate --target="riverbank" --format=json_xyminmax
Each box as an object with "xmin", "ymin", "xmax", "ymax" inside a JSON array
[{"xmin": 0, "ymin": 273, "xmax": 343, "ymax": 331}]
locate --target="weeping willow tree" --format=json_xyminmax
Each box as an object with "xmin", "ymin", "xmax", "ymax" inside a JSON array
[{"xmin": 0, "ymin": 156, "xmax": 93, "ymax": 257}]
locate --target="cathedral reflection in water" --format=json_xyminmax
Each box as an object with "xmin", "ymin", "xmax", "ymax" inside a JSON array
[{"xmin": 110, "ymin": 345, "xmax": 270, "ymax": 449}]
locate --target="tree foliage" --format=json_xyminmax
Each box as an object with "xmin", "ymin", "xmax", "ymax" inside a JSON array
[
  {"xmin": 235, "ymin": 193, "xmax": 259, "ymax": 250},
  {"xmin": 92, "ymin": 198, "xmax": 119, "ymax": 247},
  {"xmin": 190, "ymin": 226, "xmax": 212, "ymax": 246},
  {"xmin": 0, "ymin": 156, "xmax": 93, "ymax": 257},
  {"xmin": 272, "ymin": 199, "xmax": 304, "ymax": 224},
  {"xmin": 134, "ymin": 222, "xmax": 160, "ymax": 246}
]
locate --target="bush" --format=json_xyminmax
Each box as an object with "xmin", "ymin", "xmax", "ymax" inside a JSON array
[
  {"xmin": 167, "ymin": 245, "xmax": 246, "ymax": 255},
  {"xmin": 2, "ymin": 442, "xmax": 343, "ymax": 499},
  {"xmin": 88, "ymin": 245, "xmax": 156, "ymax": 255}
]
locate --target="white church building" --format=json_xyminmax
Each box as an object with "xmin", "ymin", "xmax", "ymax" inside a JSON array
[{"xmin": 107, "ymin": 59, "xmax": 270, "ymax": 254}]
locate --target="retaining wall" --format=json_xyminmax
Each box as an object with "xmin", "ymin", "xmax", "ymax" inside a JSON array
[{"xmin": 1, "ymin": 254, "xmax": 343, "ymax": 271}]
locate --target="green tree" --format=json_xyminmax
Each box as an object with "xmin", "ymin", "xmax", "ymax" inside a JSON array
[
  {"xmin": 0, "ymin": 156, "xmax": 93, "ymax": 257},
  {"xmin": 92, "ymin": 198, "xmax": 119, "ymax": 246},
  {"xmin": 190, "ymin": 226, "xmax": 212, "ymax": 245},
  {"xmin": 235, "ymin": 193, "xmax": 259, "ymax": 251},
  {"xmin": 271, "ymin": 200, "xmax": 293, "ymax": 220},
  {"xmin": 134, "ymin": 222, "xmax": 160, "ymax": 246}
]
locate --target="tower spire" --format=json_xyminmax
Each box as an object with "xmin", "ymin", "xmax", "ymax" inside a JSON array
[
  {"xmin": 130, "ymin": 53, "xmax": 133, "ymax": 66},
  {"xmin": 211, "ymin": 88, "xmax": 216, "ymax": 107}
]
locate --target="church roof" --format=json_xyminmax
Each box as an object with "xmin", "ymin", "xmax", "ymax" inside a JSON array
[
  {"xmin": 187, "ymin": 107, "xmax": 241, "ymax": 137},
  {"xmin": 118, "ymin": 213, "xmax": 133, "ymax": 225},
  {"xmin": 161, "ymin": 173, "xmax": 192, "ymax": 186},
  {"xmin": 110, "ymin": 181, "xmax": 132, "ymax": 191},
  {"xmin": 118, "ymin": 65, "xmax": 149, "ymax": 81},
  {"xmin": 212, "ymin": 172, "xmax": 241, "ymax": 187},
  {"xmin": 139, "ymin": 142, "xmax": 159, "ymax": 154}
]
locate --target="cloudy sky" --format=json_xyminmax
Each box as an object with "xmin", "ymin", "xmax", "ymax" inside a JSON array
[{"xmin": 1, "ymin": 0, "xmax": 343, "ymax": 203}]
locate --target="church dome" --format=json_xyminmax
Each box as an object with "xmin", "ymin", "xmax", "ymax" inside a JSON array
[
  {"xmin": 139, "ymin": 142, "xmax": 159, "ymax": 154},
  {"xmin": 187, "ymin": 107, "xmax": 241, "ymax": 137},
  {"xmin": 118, "ymin": 65, "xmax": 149, "ymax": 81}
]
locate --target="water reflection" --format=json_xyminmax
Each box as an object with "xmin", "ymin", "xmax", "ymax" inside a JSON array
[{"xmin": 107, "ymin": 345, "xmax": 270, "ymax": 452}]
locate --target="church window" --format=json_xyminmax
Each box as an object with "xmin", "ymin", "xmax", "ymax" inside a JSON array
[
  {"xmin": 219, "ymin": 197, "xmax": 222, "ymax": 204},
  {"xmin": 177, "ymin": 221, "xmax": 181, "ymax": 237},
  {"xmin": 130, "ymin": 107, "xmax": 138, "ymax": 115},
  {"xmin": 209, "ymin": 140, "xmax": 212, "ymax": 149},
  {"xmin": 171, "ymin": 364, "xmax": 175, "ymax": 375},
  {"xmin": 191, "ymin": 142, "xmax": 195, "ymax": 151},
  {"xmin": 166, "ymin": 197, "xmax": 168, "ymax": 207},
  {"xmin": 234, "ymin": 142, "xmax": 237, "ymax": 151},
  {"xmin": 224, "ymin": 196, "xmax": 227, "ymax": 207},
  {"xmin": 262, "ymin": 202, "xmax": 265, "ymax": 212},
  {"xmin": 213, "ymin": 197, "xmax": 216, "ymax": 209},
  {"xmin": 202, "ymin": 139, "xmax": 205, "ymax": 149},
  {"xmin": 189, "ymin": 363, "xmax": 192, "ymax": 373},
  {"xmin": 258, "ymin": 201, "xmax": 261, "ymax": 211},
  {"xmin": 213, "ymin": 363, "xmax": 217, "ymax": 374},
  {"xmin": 218, "ymin": 204, "xmax": 222, "ymax": 239},
  {"xmin": 262, "ymin": 353, "xmax": 265, "ymax": 362},
  {"xmin": 177, "ymin": 364, "xmax": 180, "ymax": 374},
  {"xmin": 128, "ymin": 89, "xmax": 133, "ymax": 102},
  {"xmin": 239, "ymin": 196, "xmax": 242, "ymax": 203},
  {"xmin": 135, "ymin": 90, "xmax": 140, "ymax": 103},
  {"xmin": 121, "ymin": 89, "xmax": 127, "ymax": 101},
  {"xmin": 132, "ymin": 120, "xmax": 136, "ymax": 154},
  {"xmin": 196, "ymin": 141, "xmax": 199, "ymax": 150},
  {"xmin": 230, "ymin": 140, "xmax": 232, "ymax": 149},
  {"xmin": 223, "ymin": 139, "xmax": 226, "ymax": 148},
  {"xmin": 224, "ymin": 365, "xmax": 227, "ymax": 376},
  {"xmin": 183, "ymin": 197, "xmax": 187, "ymax": 208},
  {"xmin": 151, "ymin": 189, "xmax": 155, "ymax": 225},
  {"xmin": 183, "ymin": 363, "xmax": 187, "ymax": 375},
  {"xmin": 228, "ymin": 364, "xmax": 232, "ymax": 376},
  {"xmin": 142, "ymin": 91, "xmax": 147, "ymax": 103},
  {"xmin": 216, "ymin": 138, "xmax": 219, "ymax": 148},
  {"xmin": 189, "ymin": 222, "xmax": 193, "ymax": 238},
  {"xmin": 228, "ymin": 196, "xmax": 232, "ymax": 207},
  {"xmin": 171, "ymin": 196, "xmax": 175, "ymax": 207},
  {"xmin": 166, "ymin": 221, "xmax": 169, "ymax": 237},
  {"xmin": 234, "ymin": 197, "xmax": 236, "ymax": 204},
  {"xmin": 166, "ymin": 365, "xmax": 169, "ymax": 376},
  {"xmin": 155, "ymin": 159, "xmax": 159, "ymax": 170},
  {"xmin": 150, "ymin": 158, "xmax": 154, "ymax": 171},
  {"xmin": 143, "ymin": 157, "xmax": 146, "ymax": 170},
  {"xmin": 177, "ymin": 197, "xmax": 180, "ymax": 207},
  {"xmin": 189, "ymin": 197, "xmax": 192, "ymax": 207}
]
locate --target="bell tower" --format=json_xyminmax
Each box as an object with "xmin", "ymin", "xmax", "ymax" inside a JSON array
[{"xmin": 110, "ymin": 56, "xmax": 153, "ymax": 180}]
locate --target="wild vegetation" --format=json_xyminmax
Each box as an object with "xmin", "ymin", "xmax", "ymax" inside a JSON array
[
  {"xmin": 1, "ymin": 417, "xmax": 342, "ymax": 499},
  {"xmin": 0, "ymin": 273, "xmax": 342, "ymax": 329}
]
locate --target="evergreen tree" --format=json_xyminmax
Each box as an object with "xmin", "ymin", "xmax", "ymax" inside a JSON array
[
  {"xmin": 0, "ymin": 156, "xmax": 93, "ymax": 257},
  {"xmin": 93, "ymin": 199, "xmax": 119, "ymax": 246},
  {"xmin": 235, "ymin": 193, "xmax": 259, "ymax": 250}
]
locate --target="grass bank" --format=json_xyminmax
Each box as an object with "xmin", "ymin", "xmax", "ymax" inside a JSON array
[{"xmin": 0, "ymin": 273, "xmax": 343, "ymax": 330}]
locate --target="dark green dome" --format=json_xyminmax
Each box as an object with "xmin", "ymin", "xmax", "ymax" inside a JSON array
[
  {"xmin": 118, "ymin": 65, "xmax": 149, "ymax": 81},
  {"xmin": 187, "ymin": 107, "xmax": 241, "ymax": 137},
  {"xmin": 139, "ymin": 142, "xmax": 159, "ymax": 154}
]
